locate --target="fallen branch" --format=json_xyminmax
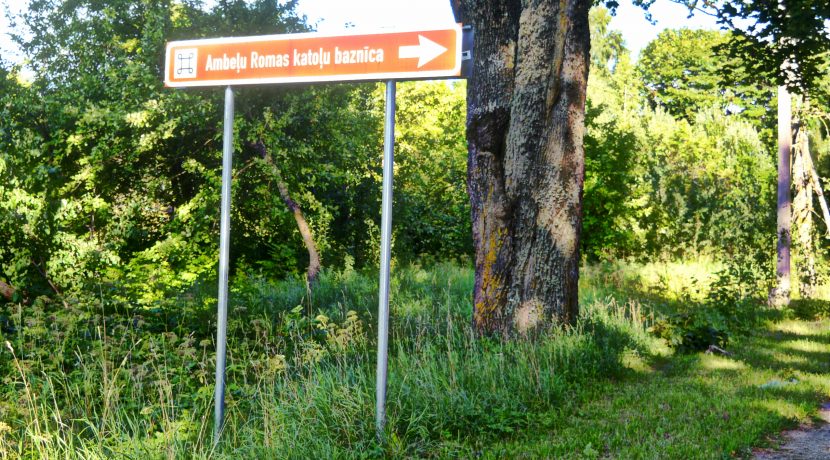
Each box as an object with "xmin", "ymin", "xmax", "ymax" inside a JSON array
[{"xmin": 705, "ymin": 344, "xmax": 732, "ymax": 356}]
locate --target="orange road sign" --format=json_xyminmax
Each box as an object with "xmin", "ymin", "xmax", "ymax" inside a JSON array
[{"xmin": 164, "ymin": 25, "xmax": 462, "ymax": 87}]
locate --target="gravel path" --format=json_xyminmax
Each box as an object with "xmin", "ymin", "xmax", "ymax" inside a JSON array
[{"xmin": 753, "ymin": 404, "xmax": 830, "ymax": 460}]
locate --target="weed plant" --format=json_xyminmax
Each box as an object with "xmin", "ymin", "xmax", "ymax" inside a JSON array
[{"xmin": 0, "ymin": 263, "xmax": 658, "ymax": 458}]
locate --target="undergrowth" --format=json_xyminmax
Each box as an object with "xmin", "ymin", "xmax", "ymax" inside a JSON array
[
  {"xmin": 0, "ymin": 263, "xmax": 659, "ymax": 458},
  {"xmin": 0, "ymin": 261, "xmax": 824, "ymax": 458}
]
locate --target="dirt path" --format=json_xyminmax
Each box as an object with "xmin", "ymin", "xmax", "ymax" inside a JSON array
[{"xmin": 753, "ymin": 404, "xmax": 830, "ymax": 460}]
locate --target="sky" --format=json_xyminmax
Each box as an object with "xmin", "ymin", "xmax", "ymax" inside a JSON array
[
  {"xmin": 0, "ymin": 0, "xmax": 27, "ymax": 63},
  {"xmin": 0, "ymin": 0, "xmax": 722, "ymax": 65},
  {"xmin": 292, "ymin": 0, "xmax": 722, "ymax": 58}
]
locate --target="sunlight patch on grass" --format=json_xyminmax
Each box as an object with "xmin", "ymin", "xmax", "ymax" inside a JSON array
[
  {"xmin": 804, "ymin": 283, "xmax": 830, "ymax": 301},
  {"xmin": 635, "ymin": 259, "xmax": 721, "ymax": 299},
  {"xmin": 794, "ymin": 373, "xmax": 830, "ymax": 394},
  {"xmin": 700, "ymin": 354, "xmax": 747, "ymax": 371},
  {"xmin": 768, "ymin": 352, "xmax": 810, "ymax": 366},
  {"xmin": 396, "ymin": 297, "xmax": 430, "ymax": 317},
  {"xmin": 412, "ymin": 268, "xmax": 431, "ymax": 283},
  {"xmin": 753, "ymin": 399, "xmax": 809, "ymax": 421},
  {"xmin": 579, "ymin": 258, "xmax": 728, "ymax": 312},
  {"xmin": 622, "ymin": 350, "xmax": 653, "ymax": 373},
  {"xmin": 782, "ymin": 339, "xmax": 830, "ymax": 354},
  {"xmin": 772, "ymin": 320, "xmax": 830, "ymax": 338}
]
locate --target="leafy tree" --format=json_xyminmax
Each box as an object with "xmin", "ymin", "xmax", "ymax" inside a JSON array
[
  {"xmin": 713, "ymin": 0, "xmax": 830, "ymax": 93},
  {"xmin": 582, "ymin": 19, "xmax": 777, "ymax": 265},
  {"xmin": 582, "ymin": 7, "xmax": 643, "ymax": 260},
  {"xmin": 639, "ymin": 29, "xmax": 728, "ymax": 119},
  {"xmin": 638, "ymin": 107, "xmax": 775, "ymax": 261},
  {"xmin": 391, "ymin": 81, "xmax": 471, "ymax": 263},
  {"xmin": 0, "ymin": 0, "xmax": 473, "ymax": 305},
  {"xmin": 1, "ymin": 0, "xmax": 331, "ymax": 302},
  {"xmin": 582, "ymin": 97, "xmax": 640, "ymax": 260},
  {"xmin": 638, "ymin": 28, "xmax": 774, "ymax": 140},
  {"xmin": 626, "ymin": 0, "xmax": 829, "ymax": 92},
  {"xmin": 589, "ymin": 7, "xmax": 624, "ymax": 76},
  {"xmin": 2, "ymin": 0, "xmax": 226, "ymax": 301}
]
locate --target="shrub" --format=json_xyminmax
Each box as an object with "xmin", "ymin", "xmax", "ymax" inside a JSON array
[{"xmin": 789, "ymin": 298, "xmax": 830, "ymax": 320}]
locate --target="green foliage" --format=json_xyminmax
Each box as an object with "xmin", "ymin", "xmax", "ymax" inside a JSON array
[
  {"xmin": 391, "ymin": 81, "xmax": 471, "ymax": 262},
  {"xmin": 714, "ymin": 0, "xmax": 830, "ymax": 94},
  {"xmin": 650, "ymin": 258, "xmax": 772, "ymax": 353},
  {"xmin": 582, "ymin": 8, "xmax": 642, "ymax": 260},
  {"xmin": 622, "ymin": 0, "xmax": 830, "ymax": 94},
  {"xmin": 1, "ymin": 0, "xmax": 234, "ymax": 299},
  {"xmin": 2, "ymin": 263, "xmax": 828, "ymax": 457},
  {"xmin": 0, "ymin": 264, "xmax": 655, "ymax": 458},
  {"xmin": 637, "ymin": 28, "xmax": 775, "ymax": 144},
  {"xmin": 639, "ymin": 107, "xmax": 776, "ymax": 260},
  {"xmin": 789, "ymin": 298, "xmax": 830, "ymax": 320},
  {"xmin": 589, "ymin": 7, "xmax": 624, "ymax": 77},
  {"xmin": 639, "ymin": 29, "xmax": 728, "ymax": 120},
  {"xmin": 0, "ymin": 1, "xmax": 471, "ymax": 303},
  {"xmin": 583, "ymin": 12, "xmax": 777, "ymax": 265},
  {"xmin": 582, "ymin": 85, "xmax": 640, "ymax": 260},
  {"xmin": 1, "ymin": 3, "xmax": 791, "ymax": 306},
  {"xmin": 649, "ymin": 307, "xmax": 731, "ymax": 353}
]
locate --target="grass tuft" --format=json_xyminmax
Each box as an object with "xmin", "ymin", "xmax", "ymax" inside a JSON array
[{"xmin": 0, "ymin": 261, "xmax": 828, "ymax": 458}]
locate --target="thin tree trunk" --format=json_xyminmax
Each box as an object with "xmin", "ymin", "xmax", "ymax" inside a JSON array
[
  {"xmin": 805, "ymin": 146, "xmax": 830, "ymax": 237},
  {"xmin": 459, "ymin": 0, "xmax": 590, "ymax": 336},
  {"xmin": 253, "ymin": 141, "xmax": 322, "ymax": 285},
  {"xmin": 771, "ymin": 86, "xmax": 792, "ymax": 307},
  {"xmin": 792, "ymin": 125, "xmax": 816, "ymax": 298}
]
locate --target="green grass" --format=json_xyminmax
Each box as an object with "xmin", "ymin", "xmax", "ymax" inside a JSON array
[
  {"xmin": 483, "ymin": 318, "xmax": 830, "ymax": 458},
  {"xmin": 0, "ymin": 261, "xmax": 828, "ymax": 458}
]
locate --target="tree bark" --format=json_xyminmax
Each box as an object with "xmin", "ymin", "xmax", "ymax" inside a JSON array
[
  {"xmin": 253, "ymin": 141, "xmax": 322, "ymax": 285},
  {"xmin": 459, "ymin": 0, "xmax": 590, "ymax": 336},
  {"xmin": 771, "ymin": 86, "xmax": 792, "ymax": 307},
  {"xmin": 809, "ymin": 155, "xmax": 830, "ymax": 238},
  {"xmin": 792, "ymin": 125, "xmax": 816, "ymax": 298}
]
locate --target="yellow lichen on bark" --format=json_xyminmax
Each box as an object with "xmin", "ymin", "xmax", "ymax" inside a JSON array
[{"xmin": 474, "ymin": 225, "xmax": 506, "ymax": 325}]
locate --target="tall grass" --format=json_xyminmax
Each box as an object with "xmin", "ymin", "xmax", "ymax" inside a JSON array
[{"xmin": 0, "ymin": 263, "xmax": 662, "ymax": 458}]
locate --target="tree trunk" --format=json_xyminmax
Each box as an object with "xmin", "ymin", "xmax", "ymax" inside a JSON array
[
  {"xmin": 771, "ymin": 86, "xmax": 791, "ymax": 307},
  {"xmin": 459, "ymin": 0, "xmax": 590, "ymax": 336},
  {"xmin": 809, "ymin": 153, "xmax": 830, "ymax": 238},
  {"xmin": 792, "ymin": 125, "xmax": 816, "ymax": 298},
  {"xmin": 253, "ymin": 141, "xmax": 322, "ymax": 285}
]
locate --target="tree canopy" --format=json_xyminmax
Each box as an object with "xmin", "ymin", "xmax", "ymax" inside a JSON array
[
  {"xmin": 0, "ymin": 0, "xmax": 470, "ymax": 305},
  {"xmin": 626, "ymin": 0, "xmax": 830, "ymax": 94}
]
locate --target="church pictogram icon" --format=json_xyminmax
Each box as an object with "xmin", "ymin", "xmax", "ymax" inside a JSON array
[{"xmin": 173, "ymin": 48, "xmax": 197, "ymax": 79}]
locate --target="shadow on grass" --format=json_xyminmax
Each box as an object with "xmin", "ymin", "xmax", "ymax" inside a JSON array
[{"xmin": 479, "ymin": 309, "xmax": 830, "ymax": 458}]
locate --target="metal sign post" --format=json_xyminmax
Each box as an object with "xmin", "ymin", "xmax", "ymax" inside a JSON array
[
  {"xmin": 163, "ymin": 23, "xmax": 470, "ymax": 448},
  {"xmin": 375, "ymin": 80, "xmax": 396, "ymax": 439},
  {"xmin": 213, "ymin": 85, "xmax": 234, "ymax": 443}
]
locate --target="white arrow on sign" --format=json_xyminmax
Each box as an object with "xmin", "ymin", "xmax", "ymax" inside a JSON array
[{"xmin": 398, "ymin": 35, "xmax": 448, "ymax": 68}]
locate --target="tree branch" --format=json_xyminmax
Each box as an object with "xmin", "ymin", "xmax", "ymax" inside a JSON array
[
  {"xmin": 251, "ymin": 140, "xmax": 322, "ymax": 286},
  {"xmin": 31, "ymin": 259, "xmax": 70, "ymax": 309}
]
